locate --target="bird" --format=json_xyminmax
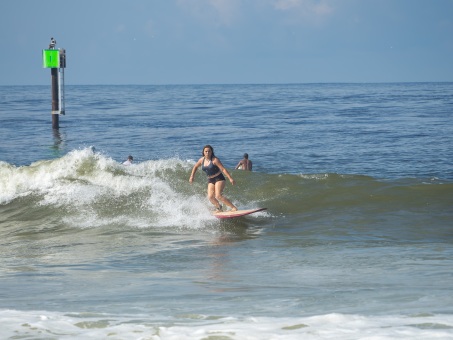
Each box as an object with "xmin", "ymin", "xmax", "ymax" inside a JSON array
[{"xmin": 49, "ymin": 37, "xmax": 56, "ymax": 49}]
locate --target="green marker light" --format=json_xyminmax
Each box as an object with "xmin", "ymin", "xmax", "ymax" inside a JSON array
[{"xmin": 42, "ymin": 49, "xmax": 60, "ymax": 68}]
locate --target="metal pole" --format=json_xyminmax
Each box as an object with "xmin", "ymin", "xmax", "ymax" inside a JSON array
[
  {"xmin": 51, "ymin": 67, "xmax": 59, "ymax": 129},
  {"xmin": 59, "ymin": 67, "xmax": 65, "ymax": 115}
]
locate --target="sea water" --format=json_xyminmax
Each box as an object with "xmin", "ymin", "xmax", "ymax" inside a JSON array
[{"xmin": 0, "ymin": 83, "xmax": 452, "ymax": 339}]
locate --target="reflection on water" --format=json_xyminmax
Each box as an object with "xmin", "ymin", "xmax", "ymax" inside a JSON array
[
  {"xmin": 51, "ymin": 129, "xmax": 65, "ymax": 157},
  {"xmin": 202, "ymin": 223, "xmax": 265, "ymax": 292}
]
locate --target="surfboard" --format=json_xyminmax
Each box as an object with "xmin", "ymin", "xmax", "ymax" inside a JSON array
[{"xmin": 213, "ymin": 208, "xmax": 267, "ymax": 219}]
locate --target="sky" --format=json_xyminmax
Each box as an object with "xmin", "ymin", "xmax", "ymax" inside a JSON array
[{"xmin": 1, "ymin": 0, "xmax": 452, "ymax": 85}]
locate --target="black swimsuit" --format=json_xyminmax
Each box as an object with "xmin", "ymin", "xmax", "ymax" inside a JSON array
[{"xmin": 202, "ymin": 158, "xmax": 225, "ymax": 184}]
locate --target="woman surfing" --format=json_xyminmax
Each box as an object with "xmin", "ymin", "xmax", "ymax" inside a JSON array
[{"xmin": 189, "ymin": 145, "xmax": 237, "ymax": 212}]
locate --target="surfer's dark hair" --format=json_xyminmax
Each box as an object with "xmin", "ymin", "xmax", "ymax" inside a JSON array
[{"xmin": 202, "ymin": 145, "xmax": 215, "ymax": 159}]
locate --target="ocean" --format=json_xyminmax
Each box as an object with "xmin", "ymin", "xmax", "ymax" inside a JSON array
[{"xmin": 0, "ymin": 83, "xmax": 452, "ymax": 339}]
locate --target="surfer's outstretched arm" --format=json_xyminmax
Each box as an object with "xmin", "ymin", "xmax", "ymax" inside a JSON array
[
  {"xmin": 213, "ymin": 158, "xmax": 235, "ymax": 186},
  {"xmin": 189, "ymin": 158, "xmax": 203, "ymax": 183}
]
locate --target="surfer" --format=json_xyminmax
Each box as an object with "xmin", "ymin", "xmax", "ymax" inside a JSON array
[
  {"xmin": 189, "ymin": 145, "xmax": 238, "ymax": 212},
  {"xmin": 123, "ymin": 155, "xmax": 133, "ymax": 165},
  {"xmin": 235, "ymin": 153, "xmax": 252, "ymax": 171}
]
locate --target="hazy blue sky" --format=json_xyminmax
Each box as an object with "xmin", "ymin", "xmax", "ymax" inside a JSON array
[{"xmin": 1, "ymin": 0, "xmax": 452, "ymax": 85}]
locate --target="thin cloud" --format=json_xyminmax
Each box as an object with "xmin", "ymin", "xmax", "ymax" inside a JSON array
[
  {"xmin": 273, "ymin": 0, "xmax": 334, "ymax": 22},
  {"xmin": 116, "ymin": 24, "xmax": 126, "ymax": 33},
  {"xmin": 176, "ymin": 0, "xmax": 241, "ymax": 26},
  {"xmin": 176, "ymin": 0, "xmax": 334, "ymax": 27}
]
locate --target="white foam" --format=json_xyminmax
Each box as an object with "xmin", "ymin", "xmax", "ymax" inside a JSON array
[
  {"xmin": 1, "ymin": 310, "xmax": 452, "ymax": 339},
  {"xmin": 0, "ymin": 148, "xmax": 273, "ymax": 230}
]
